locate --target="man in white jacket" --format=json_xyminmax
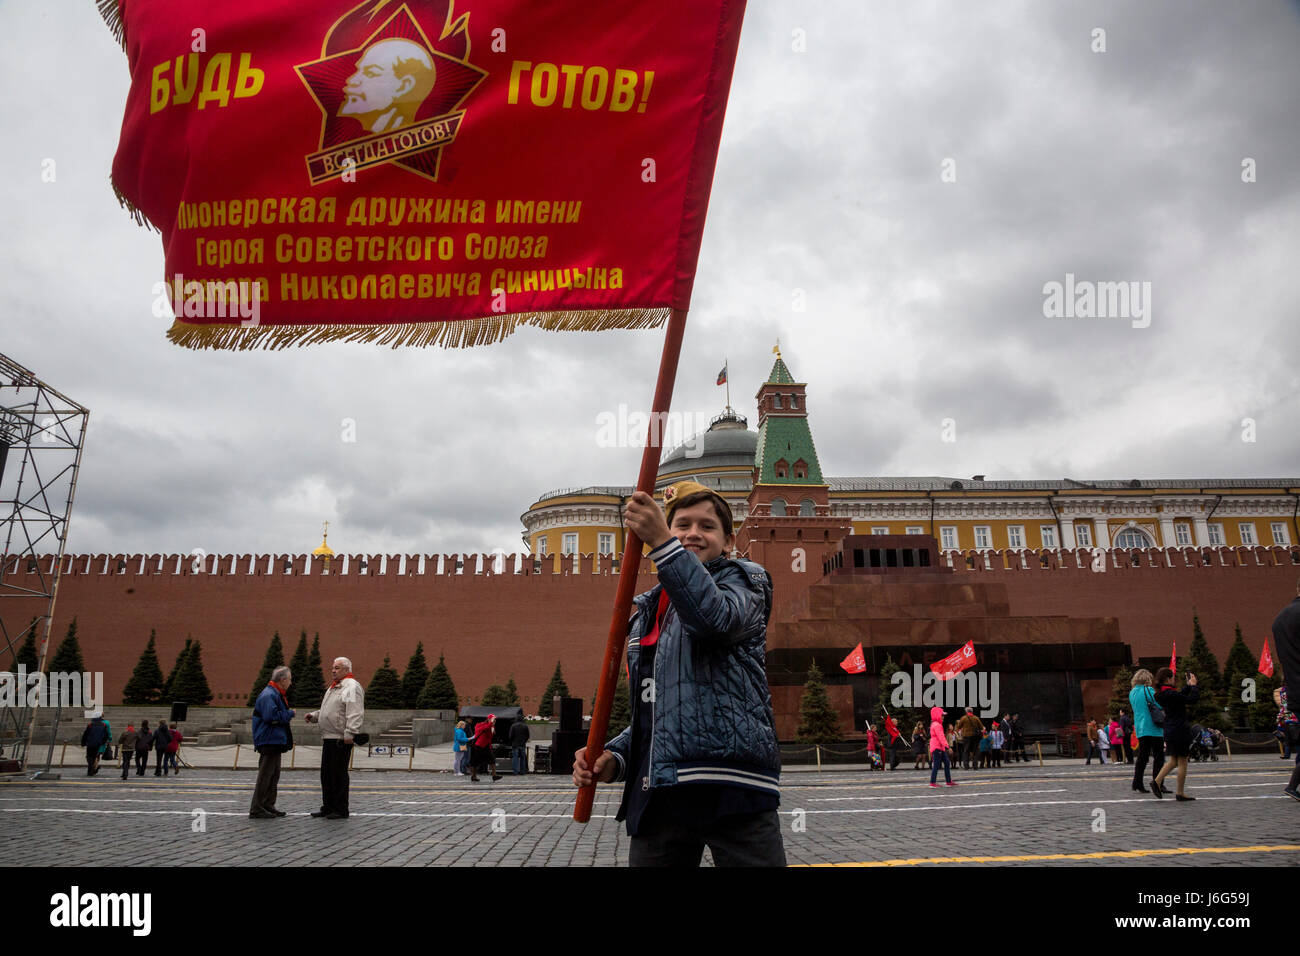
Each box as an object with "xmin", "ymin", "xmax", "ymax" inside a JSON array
[{"xmin": 306, "ymin": 657, "xmax": 365, "ymax": 819}]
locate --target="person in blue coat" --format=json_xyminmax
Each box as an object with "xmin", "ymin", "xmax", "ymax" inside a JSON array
[
  {"xmin": 250, "ymin": 666, "xmax": 295, "ymax": 818},
  {"xmin": 1127, "ymin": 669, "xmax": 1163, "ymax": 793}
]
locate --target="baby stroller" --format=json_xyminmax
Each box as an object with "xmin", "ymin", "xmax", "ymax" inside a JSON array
[{"xmin": 1187, "ymin": 725, "xmax": 1219, "ymax": 762}]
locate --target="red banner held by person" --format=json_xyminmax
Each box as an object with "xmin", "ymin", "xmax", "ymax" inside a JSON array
[
  {"xmin": 840, "ymin": 643, "xmax": 866, "ymax": 674},
  {"xmin": 103, "ymin": 0, "xmax": 747, "ymax": 349},
  {"xmin": 930, "ymin": 640, "xmax": 977, "ymax": 681},
  {"xmin": 1170, "ymin": 642, "xmax": 1177, "ymax": 677}
]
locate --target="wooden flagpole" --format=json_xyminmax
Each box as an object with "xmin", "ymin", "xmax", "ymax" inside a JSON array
[{"xmin": 574, "ymin": 306, "xmax": 689, "ymax": 823}]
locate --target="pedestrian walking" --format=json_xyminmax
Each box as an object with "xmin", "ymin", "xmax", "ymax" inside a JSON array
[
  {"xmin": 1118, "ymin": 709, "xmax": 1135, "ymax": 763},
  {"xmin": 865, "ymin": 723, "xmax": 881, "ymax": 770},
  {"xmin": 911, "ymin": 723, "xmax": 928, "ymax": 769},
  {"xmin": 118, "ymin": 723, "xmax": 139, "ymax": 780},
  {"xmin": 80, "ymin": 715, "xmax": 108, "ymax": 776},
  {"xmin": 1097, "ymin": 722, "xmax": 1111, "ymax": 764},
  {"xmin": 509, "ymin": 714, "xmax": 530, "ymax": 775},
  {"xmin": 306, "ymin": 656, "xmax": 365, "ymax": 819},
  {"xmin": 1128, "ymin": 669, "xmax": 1164, "ymax": 793},
  {"xmin": 152, "ymin": 720, "xmax": 171, "ymax": 776},
  {"xmin": 883, "ymin": 713, "xmax": 903, "ymax": 770},
  {"xmin": 249, "ymin": 665, "xmax": 294, "ymax": 819},
  {"xmin": 1272, "ymin": 580, "xmax": 1300, "ymax": 800},
  {"xmin": 1151, "ymin": 668, "xmax": 1199, "ymax": 801},
  {"xmin": 452, "ymin": 719, "xmax": 470, "ymax": 775},
  {"xmin": 928, "ymin": 706, "xmax": 956, "ymax": 787},
  {"xmin": 134, "ymin": 720, "xmax": 152, "ymax": 776},
  {"xmin": 1084, "ymin": 718, "xmax": 1100, "ymax": 764}
]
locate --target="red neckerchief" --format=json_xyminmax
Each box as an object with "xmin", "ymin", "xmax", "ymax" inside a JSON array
[
  {"xmin": 640, "ymin": 591, "xmax": 671, "ymax": 648},
  {"xmin": 331, "ymin": 672, "xmax": 354, "ymax": 688},
  {"xmin": 268, "ymin": 680, "xmax": 288, "ymax": 702}
]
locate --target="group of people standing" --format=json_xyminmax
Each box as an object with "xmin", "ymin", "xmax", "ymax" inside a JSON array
[
  {"xmin": 864, "ymin": 709, "xmax": 1027, "ymax": 776},
  {"xmin": 79, "ymin": 714, "xmax": 181, "ymax": 778},
  {"xmin": 451, "ymin": 714, "xmax": 509, "ymax": 781}
]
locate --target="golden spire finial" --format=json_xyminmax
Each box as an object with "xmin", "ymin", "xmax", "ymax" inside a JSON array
[
  {"xmin": 772, "ymin": 340, "xmax": 782, "ymax": 359},
  {"xmin": 313, "ymin": 520, "xmax": 335, "ymax": 560}
]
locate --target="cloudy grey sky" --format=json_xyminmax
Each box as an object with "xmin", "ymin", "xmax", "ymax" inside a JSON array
[{"xmin": 3, "ymin": 0, "xmax": 1299, "ymax": 557}]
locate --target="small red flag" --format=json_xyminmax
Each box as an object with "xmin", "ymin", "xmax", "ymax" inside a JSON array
[
  {"xmin": 840, "ymin": 643, "xmax": 866, "ymax": 674},
  {"xmin": 931, "ymin": 640, "xmax": 977, "ymax": 681},
  {"xmin": 1259, "ymin": 637, "xmax": 1274, "ymax": 677},
  {"xmin": 1170, "ymin": 642, "xmax": 1177, "ymax": 678},
  {"xmin": 716, "ymin": 365, "xmax": 728, "ymax": 386}
]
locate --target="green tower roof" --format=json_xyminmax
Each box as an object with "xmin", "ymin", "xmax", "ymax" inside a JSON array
[
  {"xmin": 755, "ymin": 415, "xmax": 825, "ymax": 484},
  {"xmin": 766, "ymin": 356, "xmax": 795, "ymax": 385}
]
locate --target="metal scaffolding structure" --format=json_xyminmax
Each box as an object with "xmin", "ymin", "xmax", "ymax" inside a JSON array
[{"xmin": 0, "ymin": 353, "xmax": 89, "ymax": 772}]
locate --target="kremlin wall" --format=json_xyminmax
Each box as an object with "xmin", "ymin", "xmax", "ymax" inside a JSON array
[{"xmin": 8, "ymin": 352, "xmax": 1298, "ymax": 739}]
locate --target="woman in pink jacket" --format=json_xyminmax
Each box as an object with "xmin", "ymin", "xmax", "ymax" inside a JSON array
[{"xmin": 929, "ymin": 706, "xmax": 958, "ymax": 788}]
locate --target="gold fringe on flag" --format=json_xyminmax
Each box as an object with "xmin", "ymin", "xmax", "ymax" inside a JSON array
[
  {"xmin": 111, "ymin": 177, "xmax": 159, "ymax": 232},
  {"xmin": 96, "ymin": 0, "xmax": 127, "ymax": 53},
  {"xmin": 166, "ymin": 307, "xmax": 670, "ymax": 350}
]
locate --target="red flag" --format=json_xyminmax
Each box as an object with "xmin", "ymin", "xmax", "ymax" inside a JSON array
[
  {"xmin": 1260, "ymin": 637, "xmax": 1274, "ymax": 677},
  {"xmin": 1170, "ymin": 642, "xmax": 1177, "ymax": 678},
  {"xmin": 840, "ymin": 643, "xmax": 866, "ymax": 674},
  {"xmin": 931, "ymin": 640, "xmax": 977, "ymax": 681},
  {"xmin": 103, "ymin": 0, "xmax": 747, "ymax": 349},
  {"xmin": 716, "ymin": 364, "xmax": 728, "ymax": 386}
]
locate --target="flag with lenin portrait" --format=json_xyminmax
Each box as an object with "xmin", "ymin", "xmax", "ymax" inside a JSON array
[{"xmin": 103, "ymin": 0, "xmax": 747, "ymax": 349}]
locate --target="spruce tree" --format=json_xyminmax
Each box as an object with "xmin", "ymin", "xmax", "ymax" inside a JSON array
[
  {"xmin": 1107, "ymin": 664, "xmax": 1134, "ymax": 720},
  {"xmin": 504, "ymin": 675, "xmax": 520, "ymax": 706},
  {"xmin": 1221, "ymin": 624, "xmax": 1255, "ymax": 688},
  {"xmin": 416, "ymin": 653, "xmax": 459, "ymax": 710},
  {"xmin": 13, "ymin": 619, "xmax": 40, "ymax": 670},
  {"xmin": 877, "ymin": 653, "xmax": 919, "ymax": 733},
  {"xmin": 607, "ymin": 673, "xmax": 632, "ymax": 737},
  {"xmin": 122, "ymin": 630, "xmax": 166, "ymax": 705},
  {"xmin": 538, "ymin": 660, "xmax": 570, "ymax": 718},
  {"xmin": 248, "ymin": 632, "xmax": 285, "ymax": 706},
  {"xmin": 295, "ymin": 634, "xmax": 328, "ymax": 710},
  {"xmin": 172, "ymin": 639, "xmax": 213, "ymax": 705},
  {"xmin": 1185, "ymin": 611, "xmax": 1223, "ymax": 725},
  {"xmin": 1224, "ymin": 668, "xmax": 1250, "ymax": 730},
  {"xmin": 481, "ymin": 683, "xmax": 511, "ymax": 707},
  {"xmin": 366, "ymin": 655, "xmax": 405, "ymax": 709},
  {"xmin": 163, "ymin": 638, "xmax": 192, "ymax": 700},
  {"xmin": 1252, "ymin": 670, "xmax": 1283, "ymax": 732},
  {"xmin": 798, "ymin": 661, "xmax": 841, "ymax": 744},
  {"xmin": 401, "ymin": 642, "xmax": 431, "ymax": 709},
  {"xmin": 48, "ymin": 617, "xmax": 86, "ymax": 674},
  {"xmin": 286, "ymin": 631, "xmax": 310, "ymax": 708}
]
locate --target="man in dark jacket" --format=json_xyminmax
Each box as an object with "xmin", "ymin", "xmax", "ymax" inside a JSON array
[
  {"xmin": 152, "ymin": 719, "xmax": 172, "ymax": 776},
  {"xmin": 81, "ymin": 716, "xmax": 109, "ymax": 775},
  {"xmin": 250, "ymin": 666, "xmax": 294, "ymax": 818},
  {"xmin": 508, "ymin": 716, "xmax": 530, "ymax": 775},
  {"xmin": 572, "ymin": 481, "xmax": 785, "ymax": 866},
  {"xmin": 1271, "ymin": 579, "xmax": 1300, "ymax": 799}
]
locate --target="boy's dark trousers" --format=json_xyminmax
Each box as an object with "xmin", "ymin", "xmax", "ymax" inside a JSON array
[
  {"xmin": 120, "ymin": 750, "xmax": 132, "ymax": 779},
  {"xmin": 134, "ymin": 749, "xmax": 148, "ymax": 775},
  {"xmin": 992, "ymin": 747, "xmax": 1002, "ymax": 768},
  {"xmin": 628, "ymin": 808, "xmax": 786, "ymax": 867}
]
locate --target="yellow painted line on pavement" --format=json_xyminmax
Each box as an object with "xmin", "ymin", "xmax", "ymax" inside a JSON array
[{"xmin": 796, "ymin": 845, "xmax": 1300, "ymax": 866}]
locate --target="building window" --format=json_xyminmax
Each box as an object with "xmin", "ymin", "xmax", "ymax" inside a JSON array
[
  {"xmin": 940, "ymin": 526, "xmax": 958, "ymax": 549},
  {"xmin": 1207, "ymin": 523, "xmax": 1224, "ymax": 546},
  {"xmin": 1272, "ymin": 522, "xmax": 1292, "ymax": 545},
  {"xmin": 906, "ymin": 526, "xmax": 924, "ymax": 535},
  {"xmin": 537, "ymin": 536, "xmax": 548, "ymax": 555},
  {"xmin": 1007, "ymin": 526, "xmax": 1024, "ymax": 549},
  {"xmin": 1040, "ymin": 525, "xmax": 1058, "ymax": 548},
  {"xmin": 1075, "ymin": 525, "xmax": 1092, "ymax": 548},
  {"xmin": 790, "ymin": 394, "xmax": 799, "ymax": 409},
  {"xmin": 1174, "ymin": 523, "xmax": 1192, "ymax": 546},
  {"xmin": 793, "ymin": 459, "xmax": 808, "ymax": 479},
  {"xmin": 771, "ymin": 498, "xmax": 786, "ymax": 516},
  {"xmin": 1238, "ymin": 523, "xmax": 1257, "ymax": 546},
  {"xmin": 974, "ymin": 526, "xmax": 992, "ymax": 550},
  {"xmin": 871, "ymin": 526, "xmax": 889, "ymax": 535},
  {"xmin": 562, "ymin": 533, "xmax": 578, "ymax": 555},
  {"xmin": 1115, "ymin": 527, "xmax": 1150, "ymax": 549},
  {"xmin": 598, "ymin": 532, "xmax": 614, "ymax": 554},
  {"xmin": 774, "ymin": 459, "xmax": 788, "ymax": 479},
  {"xmin": 800, "ymin": 499, "xmax": 815, "ymax": 517},
  {"xmin": 773, "ymin": 394, "xmax": 783, "ymax": 409}
]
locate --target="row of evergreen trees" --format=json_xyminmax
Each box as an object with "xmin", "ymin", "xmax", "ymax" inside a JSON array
[{"xmin": 1107, "ymin": 612, "xmax": 1284, "ymax": 731}]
